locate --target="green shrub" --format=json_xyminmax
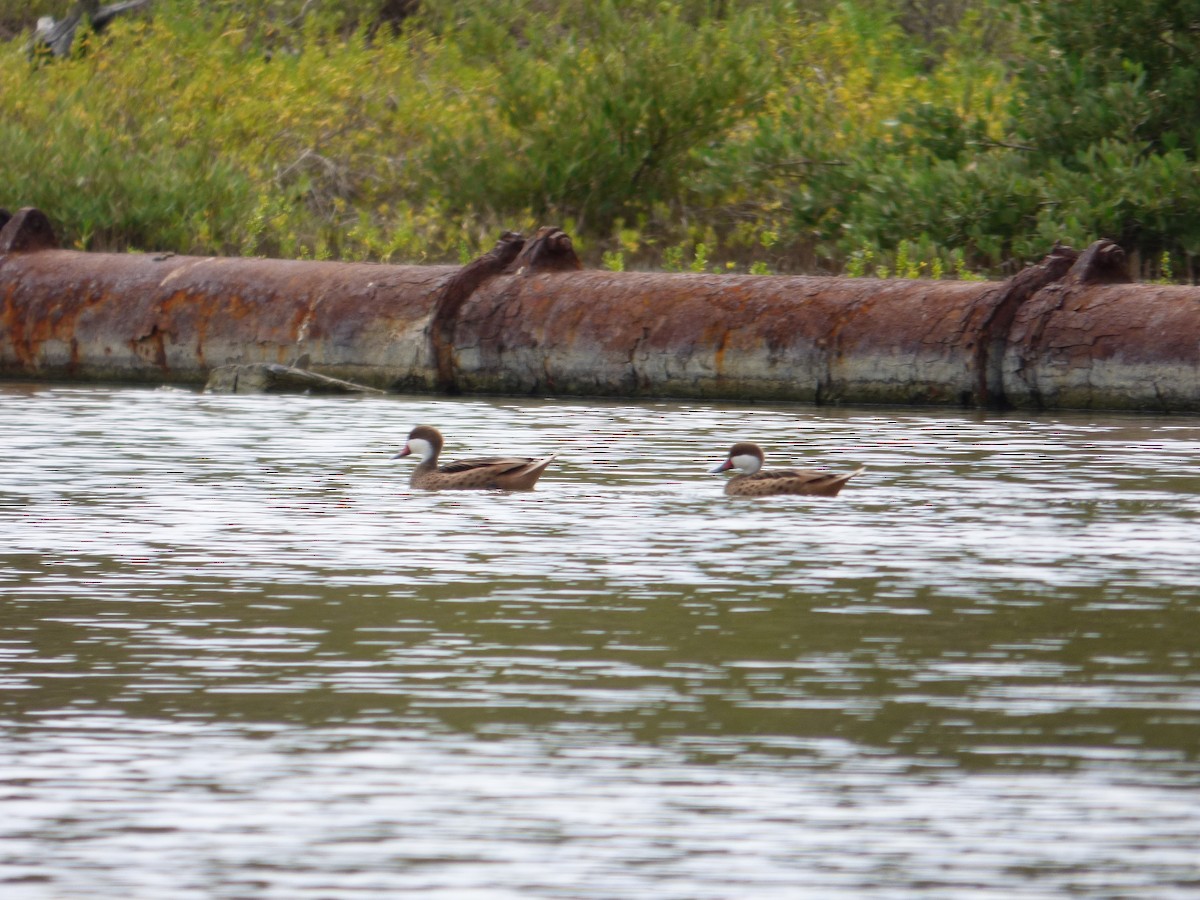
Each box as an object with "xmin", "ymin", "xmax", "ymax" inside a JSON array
[
  {"xmin": 1, "ymin": 0, "xmax": 1196, "ymax": 280},
  {"xmin": 1016, "ymin": 0, "xmax": 1200, "ymax": 161},
  {"xmin": 415, "ymin": 0, "xmax": 778, "ymax": 232}
]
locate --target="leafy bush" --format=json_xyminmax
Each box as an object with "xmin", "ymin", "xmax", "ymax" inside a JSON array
[
  {"xmin": 415, "ymin": 0, "xmax": 778, "ymax": 232},
  {"xmin": 0, "ymin": 0, "xmax": 1197, "ymax": 280},
  {"xmin": 1016, "ymin": 0, "xmax": 1200, "ymax": 160}
]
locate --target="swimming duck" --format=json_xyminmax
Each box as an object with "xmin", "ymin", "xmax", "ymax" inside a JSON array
[
  {"xmin": 393, "ymin": 425, "xmax": 556, "ymax": 491},
  {"xmin": 709, "ymin": 442, "xmax": 864, "ymax": 497}
]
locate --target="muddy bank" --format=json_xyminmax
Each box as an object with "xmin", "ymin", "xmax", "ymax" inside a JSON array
[{"xmin": 2, "ymin": 207, "xmax": 1198, "ymax": 411}]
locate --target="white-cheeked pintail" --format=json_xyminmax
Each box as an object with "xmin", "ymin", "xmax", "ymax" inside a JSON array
[
  {"xmin": 709, "ymin": 441, "xmax": 864, "ymax": 497},
  {"xmin": 394, "ymin": 425, "xmax": 556, "ymax": 491}
]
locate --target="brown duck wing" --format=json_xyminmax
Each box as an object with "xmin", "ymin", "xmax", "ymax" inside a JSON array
[
  {"xmin": 493, "ymin": 455, "xmax": 556, "ymax": 490},
  {"xmin": 434, "ymin": 454, "xmax": 556, "ymax": 490},
  {"xmin": 439, "ymin": 456, "xmax": 537, "ymax": 475},
  {"xmin": 734, "ymin": 467, "xmax": 862, "ymax": 497},
  {"xmin": 780, "ymin": 467, "xmax": 863, "ymax": 496},
  {"xmin": 757, "ymin": 469, "xmax": 804, "ymax": 481}
]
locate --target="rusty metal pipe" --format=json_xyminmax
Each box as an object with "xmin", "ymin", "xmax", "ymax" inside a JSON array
[
  {"xmin": 452, "ymin": 270, "xmax": 996, "ymax": 405},
  {"xmin": 1, "ymin": 208, "xmax": 453, "ymax": 389},
  {"xmin": 3, "ymin": 208, "xmax": 1200, "ymax": 411}
]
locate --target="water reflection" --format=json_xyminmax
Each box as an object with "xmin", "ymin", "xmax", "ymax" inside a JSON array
[{"xmin": 2, "ymin": 385, "xmax": 1200, "ymax": 896}]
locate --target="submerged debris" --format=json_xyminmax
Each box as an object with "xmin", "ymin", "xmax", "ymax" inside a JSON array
[{"xmin": 204, "ymin": 363, "xmax": 386, "ymax": 395}]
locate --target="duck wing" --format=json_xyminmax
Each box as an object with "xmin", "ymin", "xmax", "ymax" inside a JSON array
[
  {"xmin": 434, "ymin": 454, "xmax": 557, "ymax": 490},
  {"xmin": 759, "ymin": 466, "xmax": 864, "ymax": 496},
  {"xmin": 439, "ymin": 455, "xmax": 540, "ymax": 475}
]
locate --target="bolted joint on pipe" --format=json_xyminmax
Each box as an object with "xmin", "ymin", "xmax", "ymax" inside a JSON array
[{"xmin": 0, "ymin": 207, "xmax": 59, "ymax": 255}]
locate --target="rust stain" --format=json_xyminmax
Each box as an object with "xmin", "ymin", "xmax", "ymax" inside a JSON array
[
  {"xmin": 711, "ymin": 326, "xmax": 730, "ymax": 377},
  {"xmin": 130, "ymin": 324, "xmax": 168, "ymax": 371},
  {"xmin": 5, "ymin": 214, "xmax": 1200, "ymax": 410},
  {"xmin": 430, "ymin": 231, "xmax": 524, "ymax": 393}
]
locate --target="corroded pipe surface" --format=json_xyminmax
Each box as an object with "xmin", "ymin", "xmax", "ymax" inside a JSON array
[
  {"xmin": 3, "ymin": 208, "xmax": 1200, "ymax": 410},
  {"xmin": 0, "ymin": 244, "xmax": 453, "ymax": 388},
  {"xmin": 1004, "ymin": 281, "xmax": 1200, "ymax": 411},
  {"xmin": 454, "ymin": 271, "xmax": 994, "ymax": 404}
]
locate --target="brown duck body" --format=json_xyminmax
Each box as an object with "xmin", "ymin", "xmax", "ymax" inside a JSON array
[
  {"xmin": 396, "ymin": 425, "xmax": 555, "ymax": 491},
  {"xmin": 722, "ymin": 466, "xmax": 863, "ymax": 497},
  {"xmin": 711, "ymin": 441, "xmax": 863, "ymax": 497},
  {"xmin": 411, "ymin": 454, "xmax": 556, "ymax": 491}
]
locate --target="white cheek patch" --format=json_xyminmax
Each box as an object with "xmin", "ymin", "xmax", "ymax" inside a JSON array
[
  {"xmin": 730, "ymin": 453, "xmax": 760, "ymax": 473},
  {"xmin": 407, "ymin": 438, "xmax": 434, "ymax": 460}
]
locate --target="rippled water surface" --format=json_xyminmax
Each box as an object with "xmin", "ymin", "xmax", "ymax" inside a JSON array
[{"xmin": 2, "ymin": 384, "xmax": 1200, "ymax": 898}]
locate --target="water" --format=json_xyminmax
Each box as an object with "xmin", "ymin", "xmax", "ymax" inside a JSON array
[{"xmin": 1, "ymin": 383, "xmax": 1199, "ymax": 898}]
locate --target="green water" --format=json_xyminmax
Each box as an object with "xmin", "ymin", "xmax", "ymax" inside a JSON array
[{"xmin": 1, "ymin": 384, "xmax": 1198, "ymax": 898}]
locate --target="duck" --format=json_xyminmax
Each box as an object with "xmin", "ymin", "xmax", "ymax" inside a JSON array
[
  {"xmin": 393, "ymin": 425, "xmax": 556, "ymax": 491},
  {"xmin": 709, "ymin": 441, "xmax": 864, "ymax": 497}
]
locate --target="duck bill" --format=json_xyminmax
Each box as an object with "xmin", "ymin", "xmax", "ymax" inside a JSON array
[
  {"xmin": 391, "ymin": 447, "xmax": 412, "ymax": 459},
  {"xmin": 708, "ymin": 459, "xmax": 733, "ymax": 474}
]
